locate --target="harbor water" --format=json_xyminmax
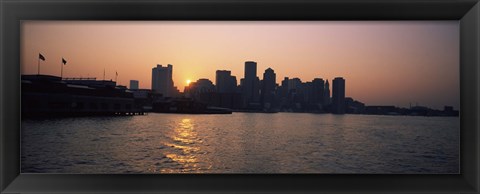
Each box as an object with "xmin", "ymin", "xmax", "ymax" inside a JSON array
[{"xmin": 21, "ymin": 113, "xmax": 459, "ymax": 173}]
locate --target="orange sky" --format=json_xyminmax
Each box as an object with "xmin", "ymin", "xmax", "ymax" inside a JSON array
[{"xmin": 21, "ymin": 21, "xmax": 459, "ymax": 109}]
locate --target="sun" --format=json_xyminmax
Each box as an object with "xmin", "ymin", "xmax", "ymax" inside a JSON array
[{"xmin": 186, "ymin": 79, "xmax": 192, "ymax": 85}]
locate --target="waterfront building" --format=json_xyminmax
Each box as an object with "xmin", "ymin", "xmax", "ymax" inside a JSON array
[
  {"xmin": 365, "ymin": 105, "xmax": 397, "ymax": 115},
  {"xmin": 184, "ymin": 78, "xmax": 215, "ymax": 97},
  {"xmin": 261, "ymin": 68, "xmax": 276, "ymax": 109},
  {"xmin": 287, "ymin": 78, "xmax": 304, "ymax": 110},
  {"xmin": 303, "ymin": 81, "xmax": 314, "ymax": 110},
  {"xmin": 216, "ymin": 70, "xmax": 237, "ymax": 93},
  {"xmin": 332, "ymin": 77, "xmax": 346, "ymax": 114},
  {"xmin": 151, "ymin": 64, "xmax": 174, "ymax": 97},
  {"xmin": 312, "ymin": 78, "xmax": 325, "ymax": 105},
  {"xmin": 288, "ymin": 78, "xmax": 303, "ymax": 101},
  {"xmin": 22, "ymin": 75, "xmax": 141, "ymax": 117},
  {"xmin": 276, "ymin": 77, "xmax": 290, "ymax": 110},
  {"xmin": 185, "ymin": 78, "xmax": 242, "ymax": 109},
  {"xmin": 172, "ymin": 86, "xmax": 181, "ymax": 97},
  {"xmin": 243, "ymin": 61, "xmax": 260, "ymax": 106},
  {"xmin": 62, "ymin": 77, "xmax": 116, "ymax": 88},
  {"xmin": 324, "ymin": 79, "xmax": 331, "ymax": 106},
  {"xmin": 129, "ymin": 80, "xmax": 139, "ymax": 90},
  {"xmin": 207, "ymin": 92, "xmax": 243, "ymax": 110},
  {"xmin": 131, "ymin": 89, "xmax": 160, "ymax": 112},
  {"xmin": 279, "ymin": 77, "xmax": 289, "ymax": 99},
  {"xmin": 345, "ymin": 97, "xmax": 365, "ymax": 114},
  {"xmin": 288, "ymin": 78, "xmax": 302, "ymax": 92}
]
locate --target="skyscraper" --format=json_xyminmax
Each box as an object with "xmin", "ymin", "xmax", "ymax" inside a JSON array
[
  {"xmin": 216, "ymin": 70, "xmax": 237, "ymax": 93},
  {"xmin": 303, "ymin": 81, "xmax": 314, "ymax": 106},
  {"xmin": 312, "ymin": 78, "xmax": 325, "ymax": 104},
  {"xmin": 279, "ymin": 77, "xmax": 289, "ymax": 99},
  {"xmin": 151, "ymin": 64, "xmax": 174, "ymax": 97},
  {"xmin": 332, "ymin": 77, "xmax": 346, "ymax": 114},
  {"xmin": 129, "ymin": 80, "xmax": 139, "ymax": 90},
  {"xmin": 324, "ymin": 79, "xmax": 331, "ymax": 106},
  {"xmin": 261, "ymin": 68, "xmax": 276, "ymax": 108},
  {"xmin": 243, "ymin": 61, "xmax": 260, "ymax": 105},
  {"xmin": 288, "ymin": 78, "xmax": 302, "ymax": 91},
  {"xmin": 288, "ymin": 78, "xmax": 303, "ymax": 104}
]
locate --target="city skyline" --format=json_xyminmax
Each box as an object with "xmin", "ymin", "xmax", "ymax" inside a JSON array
[{"xmin": 21, "ymin": 21, "xmax": 459, "ymax": 109}]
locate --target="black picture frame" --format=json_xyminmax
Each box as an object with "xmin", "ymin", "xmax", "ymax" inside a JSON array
[{"xmin": 1, "ymin": 0, "xmax": 479, "ymax": 193}]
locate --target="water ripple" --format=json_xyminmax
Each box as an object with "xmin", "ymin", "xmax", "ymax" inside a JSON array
[{"xmin": 21, "ymin": 113, "xmax": 459, "ymax": 174}]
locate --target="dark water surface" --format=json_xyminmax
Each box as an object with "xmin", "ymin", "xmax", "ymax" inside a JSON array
[{"xmin": 21, "ymin": 113, "xmax": 459, "ymax": 173}]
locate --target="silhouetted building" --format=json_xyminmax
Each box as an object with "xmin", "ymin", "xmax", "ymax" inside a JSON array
[
  {"xmin": 216, "ymin": 70, "xmax": 237, "ymax": 93},
  {"xmin": 131, "ymin": 89, "xmax": 160, "ymax": 112},
  {"xmin": 253, "ymin": 77, "xmax": 261, "ymax": 104},
  {"xmin": 303, "ymin": 81, "xmax": 314, "ymax": 110},
  {"xmin": 279, "ymin": 77, "xmax": 289, "ymax": 99},
  {"xmin": 243, "ymin": 61, "xmax": 260, "ymax": 107},
  {"xmin": 365, "ymin": 105, "xmax": 397, "ymax": 115},
  {"xmin": 312, "ymin": 78, "xmax": 325, "ymax": 105},
  {"xmin": 345, "ymin": 97, "xmax": 365, "ymax": 114},
  {"xmin": 129, "ymin": 80, "xmax": 139, "ymax": 90},
  {"xmin": 332, "ymin": 77, "xmax": 345, "ymax": 114},
  {"xmin": 410, "ymin": 106, "xmax": 433, "ymax": 116},
  {"xmin": 261, "ymin": 68, "xmax": 276, "ymax": 110},
  {"xmin": 300, "ymin": 80, "xmax": 321, "ymax": 112},
  {"xmin": 152, "ymin": 64, "xmax": 174, "ymax": 97},
  {"xmin": 277, "ymin": 77, "xmax": 290, "ymax": 110},
  {"xmin": 205, "ymin": 92, "xmax": 243, "ymax": 109},
  {"xmin": 288, "ymin": 78, "xmax": 304, "ymax": 111},
  {"xmin": 22, "ymin": 75, "xmax": 142, "ymax": 117},
  {"xmin": 185, "ymin": 78, "xmax": 242, "ymax": 109},
  {"xmin": 184, "ymin": 79, "xmax": 215, "ymax": 98},
  {"xmin": 172, "ymin": 86, "xmax": 181, "ymax": 97},
  {"xmin": 288, "ymin": 78, "xmax": 302, "ymax": 91},
  {"xmin": 324, "ymin": 79, "xmax": 331, "ymax": 106},
  {"xmin": 443, "ymin": 106, "xmax": 459, "ymax": 116}
]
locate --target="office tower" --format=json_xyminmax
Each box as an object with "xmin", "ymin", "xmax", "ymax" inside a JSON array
[
  {"xmin": 261, "ymin": 68, "xmax": 276, "ymax": 107},
  {"xmin": 151, "ymin": 64, "xmax": 174, "ymax": 97},
  {"xmin": 254, "ymin": 77, "xmax": 260, "ymax": 101},
  {"xmin": 332, "ymin": 77, "xmax": 346, "ymax": 114},
  {"xmin": 303, "ymin": 81, "xmax": 314, "ymax": 105},
  {"xmin": 129, "ymin": 80, "xmax": 139, "ymax": 90},
  {"xmin": 279, "ymin": 77, "xmax": 289, "ymax": 99},
  {"xmin": 243, "ymin": 61, "xmax": 260, "ymax": 104},
  {"xmin": 288, "ymin": 78, "xmax": 303, "ymax": 104},
  {"xmin": 324, "ymin": 79, "xmax": 331, "ymax": 106},
  {"xmin": 312, "ymin": 78, "xmax": 325, "ymax": 104},
  {"xmin": 229, "ymin": 75, "xmax": 238, "ymax": 92},
  {"xmin": 288, "ymin": 78, "xmax": 302, "ymax": 91},
  {"xmin": 216, "ymin": 70, "xmax": 237, "ymax": 93}
]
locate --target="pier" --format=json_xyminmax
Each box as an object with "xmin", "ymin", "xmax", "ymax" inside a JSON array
[{"xmin": 22, "ymin": 74, "xmax": 147, "ymax": 118}]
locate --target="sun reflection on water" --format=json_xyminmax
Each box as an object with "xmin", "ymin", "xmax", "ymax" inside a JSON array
[{"xmin": 164, "ymin": 118, "xmax": 201, "ymax": 172}]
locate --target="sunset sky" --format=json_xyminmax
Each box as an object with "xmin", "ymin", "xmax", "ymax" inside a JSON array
[{"xmin": 21, "ymin": 21, "xmax": 459, "ymax": 109}]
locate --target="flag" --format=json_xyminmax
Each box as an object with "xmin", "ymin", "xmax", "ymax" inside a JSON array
[
  {"xmin": 39, "ymin": 53, "xmax": 45, "ymax": 61},
  {"xmin": 62, "ymin": 58, "xmax": 67, "ymax": 65},
  {"xmin": 116, "ymin": 71, "xmax": 118, "ymax": 76}
]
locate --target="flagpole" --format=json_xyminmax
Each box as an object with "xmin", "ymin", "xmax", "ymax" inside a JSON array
[{"xmin": 103, "ymin": 68, "xmax": 105, "ymax": 80}]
